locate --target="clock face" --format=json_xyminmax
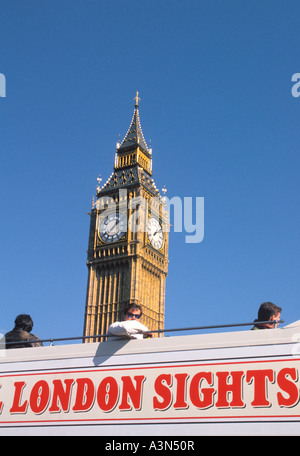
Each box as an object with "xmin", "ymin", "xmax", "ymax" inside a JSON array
[
  {"xmin": 98, "ymin": 213, "xmax": 127, "ymax": 243},
  {"xmin": 147, "ymin": 217, "xmax": 163, "ymax": 250}
]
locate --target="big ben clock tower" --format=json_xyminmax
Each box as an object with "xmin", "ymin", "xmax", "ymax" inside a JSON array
[{"xmin": 83, "ymin": 93, "xmax": 169, "ymax": 341}]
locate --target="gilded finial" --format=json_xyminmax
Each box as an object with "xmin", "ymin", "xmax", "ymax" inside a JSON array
[
  {"xmin": 96, "ymin": 174, "xmax": 102, "ymax": 193},
  {"xmin": 134, "ymin": 91, "xmax": 141, "ymax": 108}
]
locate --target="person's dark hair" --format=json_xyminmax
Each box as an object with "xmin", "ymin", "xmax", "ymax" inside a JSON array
[
  {"xmin": 123, "ymin": 304, "xmax": 142, "ymax": 317},
  {"xmin": 14, "ymin": 314, "xmax": 34, "ymax": 333},
  {"xmin": 257, "ymin": 302, "xmax": 282, "ymax": 322}
]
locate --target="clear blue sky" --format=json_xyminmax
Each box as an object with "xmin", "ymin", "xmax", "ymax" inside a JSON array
[{"xmin": 1, "ymin": 0, "xmax": 299, "ymax": 341}]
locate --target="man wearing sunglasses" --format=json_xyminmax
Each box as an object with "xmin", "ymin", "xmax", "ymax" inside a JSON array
[{"xmin": 107, "ymin": 304, "xmax": 152, "ymax": 340}]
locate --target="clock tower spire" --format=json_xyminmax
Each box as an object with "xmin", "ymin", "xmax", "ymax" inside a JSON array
[
  {"xmin": 83, "ymin": 94, "xmax": 169, "ymax": 341},
  {"xmin": 114, "ymin": 91, "xmax": 152, "ymax": 175}
]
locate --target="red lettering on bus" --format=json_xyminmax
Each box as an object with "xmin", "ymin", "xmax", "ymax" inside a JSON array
[
  {"xmin": 277, "ymin": 367, "xmax": 299, "ymax": 407},
  {"xmin": 49, "ymin": 379, "xmax": 75, "ymax": 413},
  {"xmin": 10, "ymin": 381, "xmax": 28, "ymax": 414},
  {"xmin": 119, "ymin": 375, "xmax": 145, "ymax": 411},
  {"xmin": 153, "ymin": 374, "xmax": 172, "ymax": 410},
  {"xmin": 72, "ymin": 378, "xmax": 95, "ymax": 412},
  {"xmin": 97, "ymin": 376, "xmax": 119, "ymax": 412},
  {"xmin": 189, "ymin": 372, "xmax": 214, "ymax": 409},
  {"xmin": 246, "ymin": 369, "xmax": 274, "ymax": 407},
  {"xmin": 173, "ymin": 373, "xmax": 189, "ymax": 409},
  {"xmin": 215, "ymin": 371, "xmax": 245, "ymax": 408},
  {"xmin": 29, "ymin": 380, "xmax": 50, "ymax": 414}
]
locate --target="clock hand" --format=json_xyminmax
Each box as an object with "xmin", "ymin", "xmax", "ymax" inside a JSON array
[
  {"xmin": 113, "ymin": 220, "xmax": 119, "ymax": 229},
  {"xmin": 110, "ymin": 219, "xmax": 120, "ymax": 233}
]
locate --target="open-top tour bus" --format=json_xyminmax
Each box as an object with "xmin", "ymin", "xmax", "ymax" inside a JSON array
[{"xmin": 1, "ymin": 320, "xmax": 300, "ymax": 436}]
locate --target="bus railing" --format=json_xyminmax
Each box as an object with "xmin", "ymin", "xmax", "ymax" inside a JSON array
[{"xmin": 1, "ymin": 320, "xmax": 284, "ymax": 347}]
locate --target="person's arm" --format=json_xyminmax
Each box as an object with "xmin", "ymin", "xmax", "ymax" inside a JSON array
[
  {"xmin": 28, "ymin": 333, "xmax": 43, "ymax": 347},
  {"xmin": 107, "ymin": 320, "xmax": 149, "ymax": 340}
]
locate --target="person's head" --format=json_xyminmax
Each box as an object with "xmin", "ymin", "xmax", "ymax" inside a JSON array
[
  {"xmin": 123, "ymin": 304, "xmax": 142, "ymax": 321},
  {"xmin": 257, "ymin": 302, "xmax": 282, "ymax": 328},
  {"xmin": 14, "ymin": 314, "xmax": 34, "ymax": 333}
]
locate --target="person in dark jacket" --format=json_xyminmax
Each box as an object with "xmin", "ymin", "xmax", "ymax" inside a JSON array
[{"xmin": 5, "ymin": 314, "xmax": 43, "ymax": 349}]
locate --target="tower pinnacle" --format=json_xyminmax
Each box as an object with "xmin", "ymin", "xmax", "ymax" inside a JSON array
[
  {"xmin": 118, "ymin": 91, "xmax": 148, "ymax": 153},
  {"xmin": 134, "ymin": 91, "xmax": 140, "ymax": 108}
]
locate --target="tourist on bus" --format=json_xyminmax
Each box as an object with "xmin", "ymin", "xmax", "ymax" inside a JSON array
[
  {"xmin": 107, "ymin": 304, "xmax": 152, "ymax": 340},
  {"xmin": 252, "ymin": 302, "xmax": 282, "ymax": 330},
  {"xmin": 5, "ymin": 314, "xmax": 43, "ymax": 349}
]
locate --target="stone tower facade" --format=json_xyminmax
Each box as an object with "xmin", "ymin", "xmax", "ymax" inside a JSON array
[{"xmin": 83, "ymin": 93, "xmax": 169, "ymax": 341}]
